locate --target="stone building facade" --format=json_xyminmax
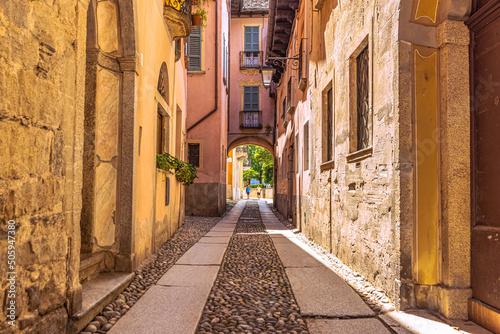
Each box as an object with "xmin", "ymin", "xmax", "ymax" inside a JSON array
[
  {"xmin": 0, "ymin": 0, "xmax": 191, "ymax": 332},
  {"xmin": 269, "ymin": 0, "xmax": 499, "ymax": 329}
]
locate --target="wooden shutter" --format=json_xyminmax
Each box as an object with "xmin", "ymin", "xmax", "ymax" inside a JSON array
[
  {"xmin": 244, "ymin": 86, "xmax": 259, "ymax": 110},
  {"xmin": 188, "ymin": 26, "xmax": 202, "ymax": 71},
  {"xmin": 244, "ymin": 26, "xmax": 259, "ymax": 52}
]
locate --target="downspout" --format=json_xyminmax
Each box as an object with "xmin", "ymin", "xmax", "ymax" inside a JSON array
[{"xmin": 187, "ymin": 0, "xmax": 219, "ymax": 133}]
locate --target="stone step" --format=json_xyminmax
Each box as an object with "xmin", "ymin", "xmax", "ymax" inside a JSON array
[
  {"xmin": 69, "ymin": 272, "xmax": 134, "ymax": 334},
  {"xmin": 79, "ymin": 252, "xmax": 105, "ymax": 283}
]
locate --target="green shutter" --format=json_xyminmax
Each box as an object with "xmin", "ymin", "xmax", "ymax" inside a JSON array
[
  {"xmin": 188, "ymin": 26, "xmax": 202, "ymax": 71},
  {"xmin": 244, "ymin": 26, "xmax": 259, "ymax": 52},
  {"xmin": 244, "ymin": 86, "xmax": 259, "ymax": 110}
]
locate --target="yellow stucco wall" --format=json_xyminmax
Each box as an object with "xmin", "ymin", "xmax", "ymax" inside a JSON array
[{"xmin": 134, "ymin": 0, "xmax": 187, "ymax": 266}]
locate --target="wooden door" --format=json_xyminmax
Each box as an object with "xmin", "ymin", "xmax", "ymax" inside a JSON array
[{"xmin": 468, "ymin": 0, "xmax": 500, "ymax": 310}]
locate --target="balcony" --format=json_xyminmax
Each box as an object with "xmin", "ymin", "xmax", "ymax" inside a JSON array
[
  {"xmin": 164, "ymin": 0, "xmax": 192, "ymax": 40},
  {"xmin": 240, "ymin": 51, "xmax": 263, "ymax": 69},
  {"xmin": 239, "ymin": 110, "xmax": 262, "ymax": 129}
]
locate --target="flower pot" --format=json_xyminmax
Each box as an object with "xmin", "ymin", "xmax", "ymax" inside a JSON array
[{"xmin": 192, "ymin": 14, "xmax": 202, "ymax": 26}]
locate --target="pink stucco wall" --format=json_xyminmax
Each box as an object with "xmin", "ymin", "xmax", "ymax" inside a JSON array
[{"xmin": 187, "ymin": 0, "xmax": 229, "ymax": 184}]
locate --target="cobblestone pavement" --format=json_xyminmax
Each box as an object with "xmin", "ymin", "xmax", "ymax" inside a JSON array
[
  {"xmin": 196, "ymin": 201, "xmax": 309, "ymax": 334},
  {"xmin": 80, "ymin": 205, "xmax": 235, "ymax": 334}
]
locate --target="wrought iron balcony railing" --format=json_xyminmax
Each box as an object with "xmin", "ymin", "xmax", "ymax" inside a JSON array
[
  {"xmin": 239, "ymin": 110, "xmax": 262, "ymax": 129},
  {"xmin": 240, "ymin": 51, "xmax": 263, "ymax": 69},
  {"xmin": 164, "ymin": 0, "xmax": 192, "ymax": 40}
]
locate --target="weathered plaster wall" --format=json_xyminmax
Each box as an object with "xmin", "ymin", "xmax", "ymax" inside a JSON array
[
  {"xmin": 0, "ymin": 0, "xmax": 84, "ymax": 332},
  {"xmin": 274, "ymin": 0, "xmax": 403, "ymax": 305}
]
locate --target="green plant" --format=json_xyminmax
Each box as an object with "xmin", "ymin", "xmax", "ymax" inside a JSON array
[
  {"xmin": 156, "ymin": 153, "xmax": 198, "ymax": 186},
  {"xmin": 192, "ymin": 0, "xmax": 209, "ymax": 28},
  {"xmin": 264, "ymin": 124, "xmax": 272, "ymax": 136},
  {"xmin": 193, "ymin": 8, "xmax": 209, "ymax": 28}
]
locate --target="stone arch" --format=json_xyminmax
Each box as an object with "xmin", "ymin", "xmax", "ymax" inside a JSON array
[
  {"xmin": 157, "ymin": 62, "xmax": 170, "ymax": 104},
  {"xmin": 228, "ymin": 135, "xmax": 274, "ymax": 157}
]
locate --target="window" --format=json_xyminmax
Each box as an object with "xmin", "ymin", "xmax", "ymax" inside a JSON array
[
  {"xmin": 243, "ymin": 26, "xmax": 260, "ymax": 68},
  {"xmin": 303, "ymin": 121, "xmax": 309, "ymax": 171},
  {"xmin": 287, "ymin": 77, "xmax": 292, "ymax": 111},
  {"xmin": 356, "ymin": 46, "xmax": 369, "ymax": 150},
  {"xmin": 241, "ymin": 86, "xmax": 260, "ymax": 128},
  {"xmin": 188, "ymin": 143, "xmax": 200, "ymax": 167},
  {"xmin": 295, "ymin": 133, "xmax": 299, "ymax": 173},
  {"xmin": 244, "ymin": 26, "xmax": 259, "ymax": 51},
  {"xmin": 156, "ymin": 103, "xmax": 170, "ymax": 155},
  {"xmin": 243, "ymin": 86, "xmax": 259, "ymax": 110},
  {"xmin": 157, "ymin": 112, "xmax": 163, "ymax": 154},
  {"xmin": 187, "ymin": 26, "xmax": 202, "ymax": 71},
  {"xmin": 165, "ymin": 178, "xmax": 170, "ymax": 206},
  {"xmin": 223, "ymin": 34, "xmax": 228, "ymax": 83},
  {"xmin": 282, "ymin": 96, "xmax": 286, "ymax": 123},
  {"xmin": 321, "ymin": 83, "xmax": 334, "ymax": 165}
]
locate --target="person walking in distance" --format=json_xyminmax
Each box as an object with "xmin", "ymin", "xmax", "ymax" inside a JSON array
[
  {"xmin": 257, "ymin": 185, "xmax": 261, "ymax": 200},
  {"xmin": 246, "ymin": 185, "xmax": 251, "ymax": 200}
]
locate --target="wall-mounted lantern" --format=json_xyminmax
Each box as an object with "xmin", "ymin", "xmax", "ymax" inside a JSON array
[{"xmin": 260, "ymin": 66, "xmax": 276, "ymax": 89}]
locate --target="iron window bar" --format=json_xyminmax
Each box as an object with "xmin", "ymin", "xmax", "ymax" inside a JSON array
[
  {"xmin": 356, "ymin": 46, "xmax": 370, "ymax": 150},
  {"xmin": 239, "ymin": 110, "xmax": 262, "ymax": 129}
]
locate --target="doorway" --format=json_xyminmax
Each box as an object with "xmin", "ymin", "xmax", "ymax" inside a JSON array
[{"xmin": 468, "ymin": 0, "xmax": 500, "ymax": 315}]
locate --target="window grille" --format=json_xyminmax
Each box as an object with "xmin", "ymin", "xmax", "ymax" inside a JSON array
[
  {"xmin": 326, "ymin": 87, "xmax": 333, "ymax": 160},
  {"xmin": 356, "ymin": 46, "xmax": 369, "ymax": 150}
]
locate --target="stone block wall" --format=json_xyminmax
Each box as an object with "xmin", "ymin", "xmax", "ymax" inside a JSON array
[
  {"xmin": 185, "ymin": 183, "xmax": 226, "ymax": 217},
  {"xmin": 0, "ymin": 0, "xmax": 84, "ymax": 332},
  {"xmin": 302, "ymin": 0, "xmax": 402, "ymax": 306}
]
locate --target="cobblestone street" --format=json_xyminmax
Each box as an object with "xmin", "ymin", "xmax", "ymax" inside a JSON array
[
  {"xmin": 81, "ymin": 200, "xmax": 397, "ymax": 334},
  {"xmin": 72, "ymin": 200, "xmax": 491, "ymax": 334}
]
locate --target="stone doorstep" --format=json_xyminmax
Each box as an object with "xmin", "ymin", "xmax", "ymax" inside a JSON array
[
  {"xmin": 79, "ymin": 252, "xmax": 106, "ymax": 283},
  {"xmin": 69, "ymin": 272, "xmax": 134, "ymax": 334},
  {"xmin": 379, "ymin": 309, "xmax": 495, "ymax": 334}
]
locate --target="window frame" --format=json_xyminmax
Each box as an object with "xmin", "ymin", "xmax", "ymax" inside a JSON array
[
  {"xmin": 347, "ymin": 37, "xmax": 373, "ymax": 163},
  {"xmin": 303, "ymin": 120, "xmax": 310, "ymax": 171},
  {"xmin": 187, "ymin": 140, "xmax": 203, "ymax": 171},
  {"xmin": 187, "ymin": 25, "xmax": 203, "ymax": 72},
  {"xmin": 320, "ymin": 80, "xmax": 335, "ymax": 170}
]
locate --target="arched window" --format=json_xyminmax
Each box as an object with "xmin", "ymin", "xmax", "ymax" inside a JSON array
[{"xmin": 157, "ymin": 62, "xmax": 169, "ymax": 104}]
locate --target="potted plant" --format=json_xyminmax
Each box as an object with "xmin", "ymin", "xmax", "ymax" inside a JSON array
[{"xmin": 192, "ymin": 0, "xmax": 208, "ymax": 28}]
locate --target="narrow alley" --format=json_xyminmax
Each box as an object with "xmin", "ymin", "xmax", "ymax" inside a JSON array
[{"xmin": 2, "ymin": 0, "xmax": 500, "ymax": 333}]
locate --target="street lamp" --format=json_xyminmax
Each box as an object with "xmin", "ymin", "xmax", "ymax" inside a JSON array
[{"xmin": 260, "ymin": 65, "xmax": 275, "ymax": 89}]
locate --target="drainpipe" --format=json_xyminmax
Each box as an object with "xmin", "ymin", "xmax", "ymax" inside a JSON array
[{"xmin": 187, "ymin": 0, "xmax": 219, "ymax": 133}]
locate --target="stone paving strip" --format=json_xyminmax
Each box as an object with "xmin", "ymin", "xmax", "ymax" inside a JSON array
[
  {"xmin": 106, "ymin": 201, "xmax": 245, "ymax": 334},
  {"xmin": 196, "ymin": 201, "xmax": 309, "ymax": 334},
  {"xmin": 259, "ymin": 202, "xmax": 392, "ymax": 334},
  {"xmin": 79, "ymin": 202, "xmax": 237, "ymax": 334},
  {"xmin": 267, "ymin": 203, "xmax": 397, "ymax": 316}
]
